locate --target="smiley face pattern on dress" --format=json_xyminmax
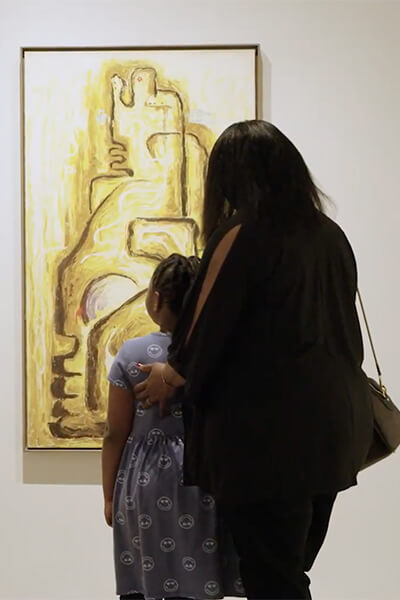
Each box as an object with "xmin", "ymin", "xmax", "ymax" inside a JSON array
[
  {"xmin": 178, "ymin": 514, "xmax": 195, "ymax": 530},
  {"xmin": 182, "ymin": 556, "xmax": 197, "ymax": 571},
  {"xmin": 146, "ymin": 343, "xmax": 163, "ymax": 359},
  {"xmin": 142, "ymin": 556, "xmax": 155, "ymax": 572},
  {"xmin": 201, "ymin": 495, "xmax": 216, "ymax": 510},
  {"xmin": 160, "ymin": 537, "xmax": 176, "ymax": 553},
  {"xmin": 157, "ymin": 496, "xmax": 173, "ymax": 511},
  {"xmin": 127, "ymin": 362, "xmax": 141, "ymax": 379},
  {"xmin": 125, "ymin": 496, "xmax": 135, "ymax": 511},
  {"xmin": 205, "ymin": 581, "xmax": 220, "ymax": 597},
  {"xmin": 147, "ymin": 428, "xmax": 164, "ymax": 445},
  {"xmin": 108, "ymin": 332, "xmax": 244, "ymax": 598},
  {"xmin": 202, "ymin": 537, "xmax": 218, "ymax": 554},
  {"xmin": 158, "ymin": 454, "xmax": 172, "ymax": 470},
  {"xmin": 163, "ymin": 578, "xmax": 179, "ymax": 593},
  {"xmin": 234, "ymin": 578, "xmax": 246, "ymax": 594},
  {"xmin": 120, "ymin": 551, "xmax": 134, "ymax": 566},
  {"xmin": 137, "ymin": 472, "xmax": 151, "ymax": 487},
  {"xmin": 115, "ymin": 511, "xmax": 126, "ymax": 525}
]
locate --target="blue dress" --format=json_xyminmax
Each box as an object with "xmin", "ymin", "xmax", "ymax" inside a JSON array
[{"xmin": 108, "ymin": 332, "xmax": 244, "ymax": 600}]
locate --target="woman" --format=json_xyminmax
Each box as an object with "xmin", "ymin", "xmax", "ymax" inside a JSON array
[{"xmin": 135, "ymin": 120, "xmax": 374, "ymax": 599}]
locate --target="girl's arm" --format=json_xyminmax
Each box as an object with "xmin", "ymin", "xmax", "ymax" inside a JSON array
[{"xmin": 102, "ymin": 383, "xmax": 135, "ymax": 525}]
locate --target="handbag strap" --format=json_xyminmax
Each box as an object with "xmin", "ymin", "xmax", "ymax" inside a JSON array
[{"xmin": 356, "ymin": 290, "xmax": 387, "ymax": 395}]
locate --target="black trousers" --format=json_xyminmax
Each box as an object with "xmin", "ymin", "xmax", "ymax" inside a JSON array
[{"xmin": 220, "ymin": 493, "xmax": 337, "ymax": 600}]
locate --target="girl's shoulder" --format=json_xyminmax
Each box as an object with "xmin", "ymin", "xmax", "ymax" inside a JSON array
[
  {"xmin": 109, "ymin": 333, "xmax": 171, "ymax": 387},
  {"xmin": 119, "ymin": 332, "xmax": 171, "ymax": 363}
]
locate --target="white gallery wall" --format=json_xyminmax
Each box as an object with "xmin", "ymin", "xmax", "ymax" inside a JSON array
[{"xmin": 0, "ymin": 0, "xmax": 399, "ymax": 599}]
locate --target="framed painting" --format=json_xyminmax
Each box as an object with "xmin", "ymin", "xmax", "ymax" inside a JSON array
[{"xmin": 22, "ymin": 45, "xmax": 259, "ymax": 448}]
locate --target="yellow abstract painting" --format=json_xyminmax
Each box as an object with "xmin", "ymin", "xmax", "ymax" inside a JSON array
[{"xmin": 22, "ymin": 46, "xmax": 258, "ymax": 448}]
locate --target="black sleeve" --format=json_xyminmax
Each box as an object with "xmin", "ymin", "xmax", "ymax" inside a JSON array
[
  {"xmin": 169, "ymin": 221, "xmax": 260, "ymax": 401},
  {"xmin": 167, "ymin": 217, "xmax": 239, "ymax": 376}
]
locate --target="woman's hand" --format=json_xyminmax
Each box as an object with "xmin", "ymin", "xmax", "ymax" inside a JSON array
[
  {"xmin": 104, "ymin": 499, "xmax": 113, "ymax": 527},
  {"xmin": 134, "ymin": 363, "xmax": 175, "ymax": 417}
]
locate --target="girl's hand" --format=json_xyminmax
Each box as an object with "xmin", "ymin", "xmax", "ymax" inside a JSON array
[
  {"xmin": 134, "ymin": 363, "xmax": 175, "ymax": 417},
  {"xmin": 104, "ymin": 499, "xmax": 113, "ymax": 527}
]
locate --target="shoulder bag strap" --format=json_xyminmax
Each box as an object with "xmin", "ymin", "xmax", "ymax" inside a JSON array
[{"xmin": 356, "ymin": 289, "xmax": 386, "ymax": 395}]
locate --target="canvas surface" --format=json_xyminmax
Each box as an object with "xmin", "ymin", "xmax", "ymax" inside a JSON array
[{"xmin": 22, "ymin": 47, "xmax": 257, "ymax": 448}]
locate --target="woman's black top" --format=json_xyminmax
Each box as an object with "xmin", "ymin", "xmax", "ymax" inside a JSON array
[{"xmin": 168, "ymin": 212, "xmax": 374, "ymax": 503}]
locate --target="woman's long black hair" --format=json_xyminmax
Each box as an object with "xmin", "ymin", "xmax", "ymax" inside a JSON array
[{"xmin": 202, "ymin": 120, "xmax": 327, "ymax": 242}]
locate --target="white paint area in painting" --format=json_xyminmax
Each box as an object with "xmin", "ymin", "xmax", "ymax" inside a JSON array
[
  {"xmin": 25, "ymin": 48, "xmax": 256, "ymax": 140},
  {"xmin": 84, "ymin": 275, "xmax": 139, "ymax": 321},
  {"xmin": 189, "ymin": 108, "xmax": 217, "ymax": 128}
]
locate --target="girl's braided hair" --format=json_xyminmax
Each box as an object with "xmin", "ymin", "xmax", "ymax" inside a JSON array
[{"xmin": 151, "ymin": 253, "xmax": 200, "ymax": 315}]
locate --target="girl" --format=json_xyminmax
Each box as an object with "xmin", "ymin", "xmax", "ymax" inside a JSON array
[{"xmin": 102, "ymin": 253, "xmax": 243, "ymax": 600}]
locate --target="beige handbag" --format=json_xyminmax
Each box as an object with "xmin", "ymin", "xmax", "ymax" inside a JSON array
[{"xmin": 358, "ymin": 292, "xmax": 400, "ymax": 469}]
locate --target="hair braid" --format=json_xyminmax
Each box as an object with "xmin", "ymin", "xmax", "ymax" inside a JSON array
[{"xmin": 151, "ymin": 253, "xmax": 200, "ymax": 315}]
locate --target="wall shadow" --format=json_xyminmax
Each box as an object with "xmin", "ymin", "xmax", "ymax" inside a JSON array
[{"xmin": 23, "ymin": 449, "xmax": 102, "ymax": 485}]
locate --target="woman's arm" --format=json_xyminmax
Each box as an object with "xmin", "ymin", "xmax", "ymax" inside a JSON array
[
  {"xmin": 134, "ymin": 362, "xmax": 181, "ymax": 417},
  {"xmin": 163, "ymin": 362, "xmax": 186, "ymax": 387},
  {"xmin": 102, "ymin": 384, "xmax": 135, "ymax": 525}
]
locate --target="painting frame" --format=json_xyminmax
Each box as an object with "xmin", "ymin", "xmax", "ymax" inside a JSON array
[{"xmin": 21, "ymin": 44, "xmax": 260, "ymax": 450}]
